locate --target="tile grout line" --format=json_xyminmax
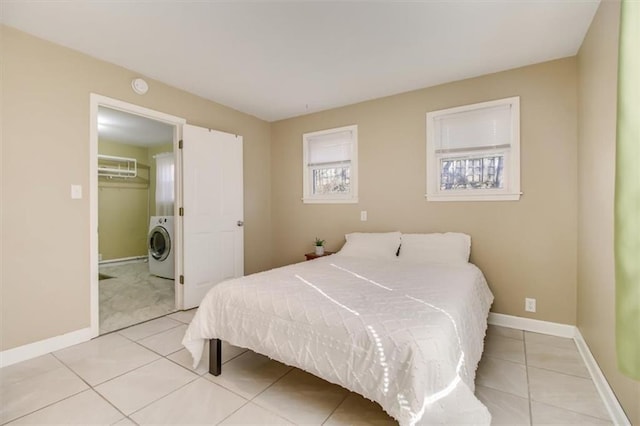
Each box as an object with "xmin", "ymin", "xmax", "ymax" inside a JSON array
[
  {"xmin": 486, "ymin": 333, "xmax": 525, "ymax": 344},
  {"xmin": 123, "ymin": 332, "xmax": 206, "ymax": 420},
  {"xmin": 59, "ymin": 349, "xmax": 161, "ymax": 389},
  {"xmin": 486, "ymin": 327, "xmax": 613, "ymax": 424},
  {"xmin": 207, "ymin": 353, "xmax": 295, "ymax": 424},
  {"xmin": 213, "ymin": 397, "xmax": 253, "ymax": 425},
  {"xmin": 74, "ymin": 312, "xmax": 253, "ymax": 421},
  {"xmin": 242, "ymin": 366, "xmax": 299, "ymax": 422},
  {"xmin": 48, "ymin": 341, "xmax": 164, "ymax": 411},
  {"xmin": 519, "ymin": 373, "xmax": 613, "ymax": 423},
  {"xmin": 124, "ymin": 370, "xmax": 201, "ymax": 421},
  {"xmin": 0, "ymin": 387, "xmax": 89, "ymax": 426},
  {"xmin": 96, "ymin": 310, "xmax": 197, "ymax": 425},
  {"xmin": 221, "ymin": 347, "xmax": 250, "ymax": 366},
  {"xmin": 50, "ymin": 352, "xmax": 130, "ymax": 422},
  {"xmin": 100, "ymin": 308, "xmax": 179, "ymax": 335},
  {"xmin": 118, "ymin": 322, "xmax": 184, "ymax": 343},
  {"xmin": 249, "ymin": 365, "xmax": 295, "ymax": 402},
  {"xmin": 3, "ymin": 336, "xmax": 162, "ymax": 424},
  {"xmin": 526, "ymin": 364, "xmax": 592, "ymax": 380},
  {"xmin": 128, "ymin": 338, "xmax": 185, "ymax": 359},
  {"xmin": 1, "ymin": 310, "xmax": 189, "ymax": 426},
  {"xmin": 51, "ymin": 336, "xmax": 162, "ymax": 396},
  {"xmin": 482, "ymin": 353, "xmax": 525, "ymax": 366},
  {"xmin": 163, "ymin": 350, "xmax": 208, "ymax": 376},
  {"xmin": 532, "ymin": 400, "xmax": 615, "ymax": 423},
  {"xmin": 523, "ymin": 332, "xmax": 533, "ymax": 426},
  {"xmin": 162, "ymin": 343, "xmax": 249, "ymax": 377},
  {"xmin": 320, "ymin": 391, "xmax": 351, "ymax": 425},
  {"xmin": 154, "ymin": 348, "xmax": 260, "ymax": 415},
  {"xmin": 121, "ymin": 417, "xmax": 140, "ymax": 425}
]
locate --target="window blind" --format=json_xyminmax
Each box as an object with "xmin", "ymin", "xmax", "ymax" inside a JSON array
[
  {"xmin": 307, "ymin": 130, "xmax": 352, "ymax": 166},
  {"xmin": 435, "ymin": 104, "xmax": 512, "ymax": 153}
]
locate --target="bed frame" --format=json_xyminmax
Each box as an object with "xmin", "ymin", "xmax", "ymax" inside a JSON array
[{"xmin": 209, "ymin": 338, "xmax": 222, "ymax": 376}]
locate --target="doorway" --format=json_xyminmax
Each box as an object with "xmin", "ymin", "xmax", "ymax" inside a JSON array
[
  {"xmin": 89, "ymin": 94, "xmax": 245, "ymax": 338},
  {"xmin": 89, "ymin": 94, "xmax": 186, "ymax": 337},
  {"xmin": 97, "ymin": 106, "xmax": 176, "ymax": 333}
]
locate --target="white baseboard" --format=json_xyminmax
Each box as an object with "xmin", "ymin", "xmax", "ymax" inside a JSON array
[
  {"xmin": 99, "ymin": 255, "xmax": 147, "ymax": 266},
  {"xmin": 488, "ymin": 313, "xmax": 630, "ymax": 425},
  {"xmin": 574, "ymin": 329, "xmax": 631, "ymax": 426},
  {"xmin": 0, "ymin": 327, "xmax": 93, "ymax": 369},
  {"xmin": 488, "ymin": 312, "xmax": 576, "ymax": 337}
]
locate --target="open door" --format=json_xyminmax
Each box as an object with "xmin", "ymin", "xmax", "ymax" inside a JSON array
[{"xmin": 181, "ymin": 125, "xmax": 244, "ymax": 309}]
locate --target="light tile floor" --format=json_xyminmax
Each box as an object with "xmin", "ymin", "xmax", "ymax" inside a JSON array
[
  {"xmin": 99, "ymin": 261, "xmax": 175, "ymax": 334},
  {"xmin": 1, "ymin": 317, "xmax": 614, "ymax": 425}
]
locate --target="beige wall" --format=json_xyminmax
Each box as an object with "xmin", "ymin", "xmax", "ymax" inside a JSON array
[
  {"xmin": 97, "ymin": 140, "xmax": 174, "ymax": 261},
  {"xmin": 0, "ymin": 25, "xmax": 272, "ymax": 350},
  {"xmin": 577, "ymin": 1, "xmax": 639, "ymax": 423},
  {"xmin": 272, "ymin": 58, "xmax": 578, "ymax": 325},
  {"xmin": 98, "ymin": 140, "xmax": 151, "ymax": 261}
]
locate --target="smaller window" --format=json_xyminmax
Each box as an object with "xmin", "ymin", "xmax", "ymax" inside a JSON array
[
  {"xmin": 303, "ymin": 125, "xmax": 358, "ymax": 203},
  {"xmin": 426, "ymin": 97, "xmax": 521, "ymax": 201}
]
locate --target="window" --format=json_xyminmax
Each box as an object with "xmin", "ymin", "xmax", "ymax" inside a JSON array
[
  {"xmin": 303, "ymin": 125, "xmax": 358, "ymax": 203},
  {"xmin": 426, "ymin": 97, "xmax": 521, "ymax": 201},
  {"xmin": 155, "ymin": 152, "xmax": 175, "ymax": 215}
]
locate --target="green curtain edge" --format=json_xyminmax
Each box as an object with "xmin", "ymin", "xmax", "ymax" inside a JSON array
[{"xmin": 614, "ymin": 0, "xmax": 640, "ymax": 380}]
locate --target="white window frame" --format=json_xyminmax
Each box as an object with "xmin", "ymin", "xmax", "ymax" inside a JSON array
[
  {"xmin": 426, "ymin": 97, "xmax": 521, "ymax": 202},
  {"xmin": 302, "ymin": 125, "xmax": 358, "ymax": 204}
]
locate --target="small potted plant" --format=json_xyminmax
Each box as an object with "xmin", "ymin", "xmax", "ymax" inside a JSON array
[{"xmin": 314, "ymin": 238, "xmax": 325, "ymax": 256}]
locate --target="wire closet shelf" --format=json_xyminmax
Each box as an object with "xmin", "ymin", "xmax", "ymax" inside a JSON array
[{"xmin": 97, "ymin": 154, "xmax": 137, "ymax": 179}]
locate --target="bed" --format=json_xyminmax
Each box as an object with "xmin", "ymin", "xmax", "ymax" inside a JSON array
[{"xmin": 183, "ymin": 232, "xmax": 494, "ymax": 425}]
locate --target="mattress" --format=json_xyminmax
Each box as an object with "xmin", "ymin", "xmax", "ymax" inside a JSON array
[{"xmin": 183, "ymin": 255, "xmax": 494, "ymax": 425}]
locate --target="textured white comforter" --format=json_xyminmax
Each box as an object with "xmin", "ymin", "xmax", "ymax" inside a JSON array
[{"xmin": 183, "ymin": 255, "xmax": 494, "ymax": 425}]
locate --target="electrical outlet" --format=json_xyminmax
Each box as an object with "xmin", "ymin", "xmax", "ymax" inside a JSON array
[
  {"xmin": 360, "ymin": 210, "xmax": 367, "ymax": 221},
  {"xmin": 70, "ymin": 184, "xmax": 82, "ymax": 199},
  {"xmin": 525, "ymin": 298, "xmax": 536, "ymax": 313}
]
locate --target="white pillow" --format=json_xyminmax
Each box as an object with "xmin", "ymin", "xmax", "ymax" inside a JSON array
[
  {"xmin": 337, "ymin": 232, "xmax": 402, "ymax": 260},
  {"xmin": 398, "ymin": 233, "xmax": 471, "ymax": 264}
]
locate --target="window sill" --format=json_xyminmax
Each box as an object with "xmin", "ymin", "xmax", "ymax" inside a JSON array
[
  {"xmin": 302, "ymin": 198, "xmax": 359, "ymax": 204},
  {"xmin": 425, "ymin": 192, "xmax": 521, "ymax": 202}
]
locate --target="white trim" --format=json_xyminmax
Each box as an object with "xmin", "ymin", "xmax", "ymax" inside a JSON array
[
  {"xmin": 0, "ymin": 327, "xmax": 92, "ymax": 369},
  {"xmin": 488, "ymin": 312, "xmax": 575, "ymax": 337},
  {"xmin": 425, "ymin": 192, "xmax": 522, "ymax": 202},
  {"xmin": 99, "ymin": 255, "xmax": 147, "ymax": 266},
  {"xmin": 488, "ymin": 313, "xmax": 630, "ymax": 425},
  {"xmin": 302, "ymin": 197, "xmax": 359, "ymax": 204},
  {"xmin": 574, "ymin": 329, "xmax": 631, "ymax": 426},
  {"xmin": 90, "ymin": 97, "xmax": 99, "ymax": 338},
  {"xmin": 89, "ymin": 94, "xmax": 186, "ymax": 337},
  {"xmin": 173, "ymin": 121, "xmax": 185, "ymax": 310}
]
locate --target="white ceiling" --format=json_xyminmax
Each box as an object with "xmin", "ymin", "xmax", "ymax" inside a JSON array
[
  {"xmin": 2, "ymin": 1, "xmax": 599, "ymax": 122},
  {"xmin": 98, "ymin": 106, "xmax": 174, "ymax": 147}
]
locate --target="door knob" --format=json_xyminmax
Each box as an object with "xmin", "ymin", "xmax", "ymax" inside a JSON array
[{"xmin": 237, "ymin": 220, "xmax": 244, "ymax": 227}]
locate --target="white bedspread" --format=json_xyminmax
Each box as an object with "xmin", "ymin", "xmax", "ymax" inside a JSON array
[{"xmin": 183, "ymin": 255, "xmax": 494, "ymax": 425}]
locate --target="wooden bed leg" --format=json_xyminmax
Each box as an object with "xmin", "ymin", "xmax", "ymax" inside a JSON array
[{"xmin": 209, "ymin": 338, "xmax": 222, "ymax": 376}]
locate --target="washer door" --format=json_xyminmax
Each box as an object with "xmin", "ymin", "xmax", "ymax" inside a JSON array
[{"xmin": 149, "ymin": 226, "xmax": 171, "ymax": 261}]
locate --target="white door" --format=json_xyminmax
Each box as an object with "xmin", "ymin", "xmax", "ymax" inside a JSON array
[{"xmin": 182, "ymin": 124, "xmax": 244, "ymax": 309}]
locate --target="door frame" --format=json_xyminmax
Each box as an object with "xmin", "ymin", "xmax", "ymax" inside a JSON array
[{"xmin": 89, "ymin": 94, "xmax": 186, "ymax": 338}]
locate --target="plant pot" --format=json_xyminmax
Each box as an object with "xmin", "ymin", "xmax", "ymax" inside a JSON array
[{"xmin": 315, "ymin": 246, "xmax": 325, "ymax": 256}]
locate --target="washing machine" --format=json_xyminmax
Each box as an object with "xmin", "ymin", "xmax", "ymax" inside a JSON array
[{"xmin": 148, "ymin": 216, "xmax": 175, "ymax": 279}]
